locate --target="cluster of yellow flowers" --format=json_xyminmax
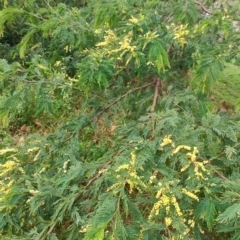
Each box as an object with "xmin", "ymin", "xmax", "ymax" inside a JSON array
[
  {"xmin": 118, "ymin": 32, "xmax": 136, "ymax": 55},
  {"xmin": 128, "ymin": 15, "xmax": 139, "ymax": 24},
  {"xmin": 0, "ymin": 160, "xmax": 16, "ymax": 177},
  {"xmin": 160, "ymin": 135, "xmax": 209, "ymax": 180},
  {"xmin": 95, "ymin": 29, "xmax": 117, "ymax": 47},
  {"xmin": 0, "ymin": 148, "xmax": 17, "ymax": 155},
  {"xmin": 0, "ymin": 159, "xmax": 17, "ymax": 204},
  {"xmin": 108, "ymin": 149, "xmax": 146, "ymax": 194},
  {"xmin": 160, "ymin": 135, "xmax": 174, "ymax": 147},
  {"xmin": 145, "ymin": 135, "xmax": 210, "ymax": 236},
  {"xmin": 0, "ymin": 179, "xmax": 15, "ymax": 204},
  {"xmin": 96, "ymin": 29, "xmax": 137, "ymax": 58},
  {"xmin": 26, "ymin": 147, "xmax": 41, "ymax": 162},
  {"xmin": 0, "ymin": 148, "xmax": 26, "ymax": 204},
  {"xmin": 182, "ymin": 188, "xmax": 199, "ymax": 201},
  {"xmin": 185, "ymin": 147, "xmax": 209, "ymax": 180},
  {"xmin": 0, "ymin": 157, "xmax": 24, "ymax": 177},
  {"xmin": 173, "ymin": 24, "xmax": 190, "ymax": 47},
  {"xmin": 63, "ymin": 159, "xmax": 70, "ymax": 173},
  {"xmin": 128, "ymin": 14, "xmax": 144, "ymax": 25},
  {"xmin": 148, "ymin": 182, "xmax": 183, "ymax": 224}
]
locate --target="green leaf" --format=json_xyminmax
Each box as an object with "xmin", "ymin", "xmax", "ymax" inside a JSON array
[
  {"xmin": 19, "ymin": 27, "xmax": 38, "ymax": 58},
  {"xmin": 216, "ymin": 203, "xmax": 240, "ymax": 224},
  {"xmin": 195, "ymin": 197, "xmax": 217, "ymax": 230},
  {"xmin": 148, "ymin": 40, "xmax": 170, "ymax": 73}
]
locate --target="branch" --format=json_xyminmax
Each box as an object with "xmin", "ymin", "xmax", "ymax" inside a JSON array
[
  {"xmin": 94, "ymin": 80, "xmax": 156, "ymax": 121},
  {"xmin": 151, "ymin": 79, "xmax": 160, "ymax": 112},
  {"xmin": 74, "ymin": 161, "xmax": 112, "ymax": 202},
  {"xmin": 64, "ymin": 80, "xmax": 156, "ymax": 142},
  {"xmin": 150, "ymin": 45, "xmax": 172, "ymax": 113},
  {"xmin": 84, "ymin": 161, "xmax": 112, "ymax": 189},
  {"xmin": 212, "ymin": 168, "xmax": 229, "ymax": 181},
  {"xmin": 195, "ymin": 1, "xmax": 212, "ymax": 15},
  {"xmin": 196, "ymin": 1, "xmax": 240, "ymax": 22},
  {"xmin": 163, "ymin": 13, "xmax": 174, "ymax": 23}
]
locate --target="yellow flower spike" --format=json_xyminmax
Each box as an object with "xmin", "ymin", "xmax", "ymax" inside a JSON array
[
  {"xmin": 160, "ymin": 135, "xmax": 173, "ymax": 147},
  {"xmin": 172, "ymin": 145, "xmax": 191, "ymax": 155},
  {"xmin": 149, "ymin": 175, "xmax": 156, "ymax": 184},
  {"xmin": 144, "ymin": 31, "xmax": 159, "ymax": 41},
  {"xmin": 27, "ymin": 147, "xmax": 40, "ymax": 153},
  {"xmin": 156, "ymin": 189, "xmax": 162, "ymax": 198},
  {"xmin": 29, "ymin": 189, "xmax": 39, "ymax": 195},
  {"xmin": 180, "ymin": 162, "xmax": 191, "ymax": 172},
  {"xmin": 193, "ymin": 147, "xmax": 198, "ymax": 155},
  {"xmin": 107, "ymin": 182, "xmax": 123, "ymax": 192},
  {"xmin": 0, "ymin": 148, "xmax": 17, "ymax": 155},
  {"xmin": 173, "ymin": 24, "xmax": 189, "ymax": 47},
  {"xmin": 182, "ymin": 188, "xmax": 199, "ymax": 201},
  {"xmin": 162, "ymin": 195, "xmax": 170, "ymax": 206},
  {"xmin": 0, "ymin": 160, "xmax": 18, "ymax": 177},
  {"xmin": 115, "ymin": 164, "xmax": 129, "ymax": 172},
  {"xmin": 186, "ymin": 147, "xmax": 198, "ymax": 162},
  {"xmin": 3, "ymin": 160, "xmax": 16, "ymax": 169},
  {"xmin": 166, "ymin": 205, "xmax": 170, "ymax": 214},
  {"xmin": 188, "ymin": 219, "xmax": 195, "ymax": 228},
  {"xmin": 63, "ymin": 159, "xmax": 70, "ymax": 173},
  {"xmin": 95, "ymin": 29, "xmax": 117, "ymax": 47},
  {"xmin": 129, "ymin": 16, "xmax": 138, "ymax": 24},
  {"xmin": 171, "ymin": 196, "xmax": 182, "ymax": 216},
  {"xmin": 165, "ymin": 217, "xmax": 172, "ymax": 227},
  {"xmin": 131, "ymin": 152, "xmax": 136, "ymax": 162},
  {"xmin": 204, "ymin": 186, "xmax": 211, "ymax": 194}
]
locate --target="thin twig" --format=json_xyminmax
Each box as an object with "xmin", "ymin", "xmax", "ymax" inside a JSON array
[
  {"xmin": 44, "ymin": 0, "xmax": 55, "ymax": 12},
  {"xmin": 163, "ymin": 13, "xmax": 174, "ymax": 23},
  {"xmin": 212, "ymin": 168, "xmax": 229, "ymax": 181},
  {"xmin": 167, "ymin": 44, "xmax": 172, "ymax": 55},
  {"xmin": 150, "ymin": 77, "xmax": 161, "ymax": 139},
  {"xmin": 84, "ymin": 161, "xmax": 112, "ymax": 189},
  {"xmin": 74, "ymin": 161, "xmax": 112, "ymax": 202},
  {"xmin": 47, "ymin": 222, "xmax": 57, "ymax": 235}
]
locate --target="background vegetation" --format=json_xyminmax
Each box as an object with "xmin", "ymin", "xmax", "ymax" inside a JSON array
[{"xmin": 0, "ymin": 0, "xmax": 240, "ymax": 239}]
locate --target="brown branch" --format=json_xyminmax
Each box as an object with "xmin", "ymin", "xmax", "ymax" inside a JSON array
[
  {"xmin": 163, "ymin": 13, "xmax": 174, "ymax": 23},
  {"xmin": 196, "ymin": 1, "xmax": 240, "ymax": 22},
  {"xmin": 150, "ymin": 45, "xmax": 172, "ymax": 113},
  {"xmin": 151, "ymin": 79, "xmax": 160, "ymax": 112},
  {"xmin": 84, "ymin": 161, "xmax": 112, "ymax": 189},
  {"xmin": 64, "ymin": 80, "xmax": 156, "ymax": 142},
  {"xmin": 47, "ymin": 222, "xmax": 57, "ymax": 235},
  {"xmin": 167, "ymin": 44, "xmax": 172, "ymax": 55},
  {"xmin": 150, "ymin": 77, "xmax": 162, "ymax": 139},
  {"xmin": 212, "ymin": 168, "xmax": 229, "ymax": 181},
  {"xmin": 167, "ymin": 228, "xmax": 172, "ymax": 239},
  {"xmin": 94, "ymin": 80, "xmax": 156, "ymax": 121},
  {"xmin": 74, "ymin": 161, "xmax": 112, "ymax": 202},
  {"xmin": 195, "ymin": 1, "xmax": 212, "ymax": 15}
]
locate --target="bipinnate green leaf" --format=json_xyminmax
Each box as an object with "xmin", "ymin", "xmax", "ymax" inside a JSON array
[
  {"xmin": 84, "ymin": 193, "xmax": 117, "ymax": 240},
  {"xmin": 84, "ymin": 224, "xmax": 105, "ymax": 240},
  {"xmin": 216, "ymin": 203, "xmax": 240, "ymax": 224},
  {"xmin": 195, "ymin": 197, "xmax": 217, "ymax": 230},
  {"xmin": 148, "ymin": 40, "xmax": 170, "ymax": 73}
]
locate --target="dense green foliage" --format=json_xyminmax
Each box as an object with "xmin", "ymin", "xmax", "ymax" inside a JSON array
[{"xmin": 0, "ymin": 0, "xmax": 240, "ymax": 239}]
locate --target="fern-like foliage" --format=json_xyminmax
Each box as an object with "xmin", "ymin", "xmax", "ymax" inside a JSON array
[{"xmin": 0, "ymin": 0, "xmax": 240, "ymax": 239}]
